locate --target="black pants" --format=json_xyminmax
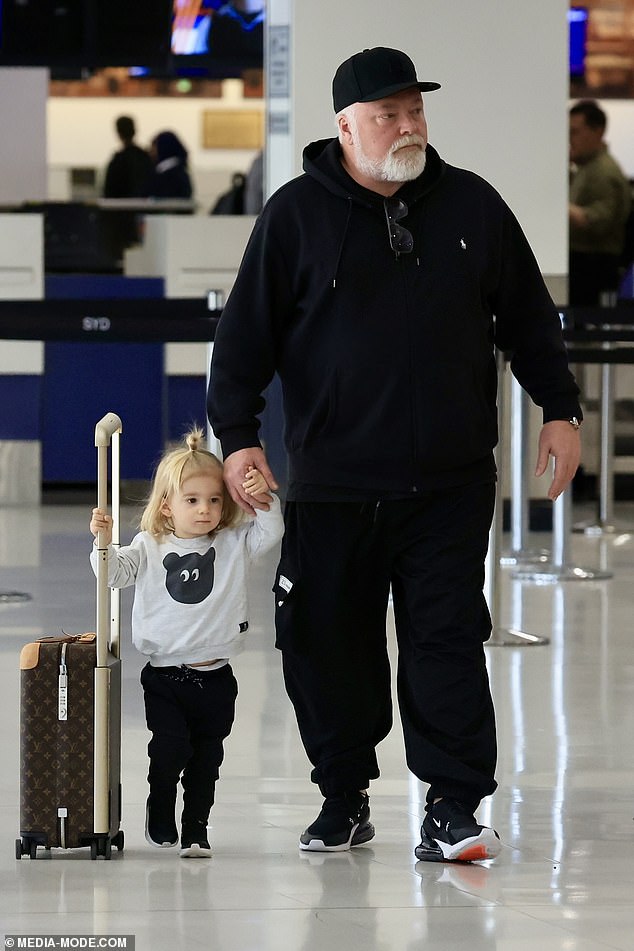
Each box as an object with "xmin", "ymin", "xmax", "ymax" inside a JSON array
[
  {"xmin": 274, "ymin": 484, "xmax": 497, "ymax": 811},
  {"xmin": 140, "ymin": 662, "xmax": 237, "ymax": 827}
]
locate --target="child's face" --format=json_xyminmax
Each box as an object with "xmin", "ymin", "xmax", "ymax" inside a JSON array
[{"xmin": 161, "ymin": 471, "xmax": 225, "ymax": 538}]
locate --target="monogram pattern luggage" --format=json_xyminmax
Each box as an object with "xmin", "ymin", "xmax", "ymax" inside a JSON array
[{"xmin": 16, "ymin": 413, "xmax": 124, "ymax": 860}]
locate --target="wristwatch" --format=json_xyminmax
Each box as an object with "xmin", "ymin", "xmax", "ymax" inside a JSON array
[{"xmin": 567, "ymin": 416, "xmax": 581, "ymax": 430}]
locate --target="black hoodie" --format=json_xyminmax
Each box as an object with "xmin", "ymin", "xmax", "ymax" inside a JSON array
[{"xmin": 208, "ymin": 138, "xmax": 581, "ymax": 496}]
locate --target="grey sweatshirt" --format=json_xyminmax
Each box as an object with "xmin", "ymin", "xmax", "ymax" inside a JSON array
[{"xmin": 90, "ymin": 496, "xmax": 283, "ymax": 666}]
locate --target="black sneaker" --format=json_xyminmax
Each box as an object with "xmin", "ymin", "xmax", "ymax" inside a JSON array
[
  {"xmin": 179, "ymin": 821, "xmax": 212, "ymax": 859},
  {"xmin": 299, "ymin": 791, "xmax": 375, "ymax": 852},
  {"xmin": 415, "ymin": 798, "xmax": 501, "ymax": 863},
  {"xmin": 145, "ymin": 797, "xmax": 178, "ymax": 849}
]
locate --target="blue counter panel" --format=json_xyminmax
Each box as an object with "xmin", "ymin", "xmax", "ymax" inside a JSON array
[
  {"xmin": 45, "ymin": 275, "xmax": 165, "ymax": 299},
  {"xmin": 166, "ymin": 376, "xmax": 207, "ymax": 443},
  {"xmin": 41, "ymin": 274, "xmax": 167, "ymax": 483},
  {"xmin": 42, "ymin": 341, "xmax": 165, "ymax": 482},
  {"xmin": 0, "ymin": 376, "xmax": 41, "ymax": 440}
]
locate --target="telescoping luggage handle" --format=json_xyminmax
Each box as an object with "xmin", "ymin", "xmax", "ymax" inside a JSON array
[{"xmin": 94, "ymin": 413, "xmax": 122, "ymax": 668}]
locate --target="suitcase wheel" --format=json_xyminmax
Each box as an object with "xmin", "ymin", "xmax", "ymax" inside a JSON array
[
  {"xmin": 89, "ymin": 837, "xmax": 109, "ymax": 860},
  {"xmin": 89, "ymin": 835, "xmax": 120, "ymax": 860},
  {"xmin": 15, "ymin": 837, "xmax": 39, "ymax": 860}
]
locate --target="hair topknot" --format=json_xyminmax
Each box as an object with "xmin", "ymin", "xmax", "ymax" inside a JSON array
[
  {"xmin": 185, "ymin": 426, "xmax": 205, "ymax": 452},
  {"xmin": 139, "ymin": 425, "xmax": 242, "ymax": 536}
]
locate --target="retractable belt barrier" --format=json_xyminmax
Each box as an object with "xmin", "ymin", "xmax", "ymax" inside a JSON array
[
  {"xmin": 0, "ymin": 297, "xmax": 221, "ymax": 342},
  {"xmin": 565, "ymin": 316, "xmax": 634, "ymax": 538},
  {"xmin": 499, "ymin": 310, "xmax": 634, "ymax": 588}
]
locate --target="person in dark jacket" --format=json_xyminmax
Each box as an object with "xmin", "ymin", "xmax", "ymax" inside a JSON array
[
  {"xmin": 147, "ymin": 131, "xmax": 193, "ymax": 200},
  {"xmin": 103, "ymin": 115, "xmax": 153, "ymax": 199},
  {"xmin": 210, "ymin": 172, "xmax": 246, "ymax": 215},
  {"xmin": 207, "ymin": 47, "xmax": 582, "ymax": 863},
  {"xmin": 102, "ymin": 115, "xmax": 154, "ymax": 253}
]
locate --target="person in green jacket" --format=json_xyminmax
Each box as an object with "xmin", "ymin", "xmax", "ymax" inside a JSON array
[{"xmin": 569, "ymin": 99, "xmax": 631, "ymax": 305}]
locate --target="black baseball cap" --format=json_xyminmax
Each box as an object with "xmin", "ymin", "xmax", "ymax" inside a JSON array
[{"xmin": 333, "ymin": 47, "xmax": 440, "ymax": 113}]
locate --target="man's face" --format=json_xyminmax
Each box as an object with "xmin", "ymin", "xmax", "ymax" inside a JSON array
[
  {"xmin": 569, "ymin": 113, "xmax": 603, "ymax": 164},
  {"xmin": 341, "ymin": 87, "xmax": 428, "ymax": 184}
]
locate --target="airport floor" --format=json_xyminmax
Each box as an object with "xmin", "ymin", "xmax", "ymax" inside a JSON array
[{"xmin": 1, "ymin": 497, "xmax": 634, "ymax": 951}]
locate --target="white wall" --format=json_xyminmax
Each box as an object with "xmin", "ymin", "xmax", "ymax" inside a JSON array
[{"xmin": 285, "ymin": 0, "xmax": 568, "ymax": 278}]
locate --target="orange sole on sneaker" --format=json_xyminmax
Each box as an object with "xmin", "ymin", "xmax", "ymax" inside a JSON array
[
  {"xmin": 452, "ymin": 842, "xmax": 497, "ymax": 862},
  {"xmin": 416, "ymin": 827, "xmax": 501, "ymax": 863},
  {"xmin": 445, "ymin": 830, "xmax": 501, "ymax": 863}
]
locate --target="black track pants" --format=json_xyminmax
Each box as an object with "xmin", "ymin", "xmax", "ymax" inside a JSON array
[
  {"xmin": 274, "ymin": 484, "xmax": 497, "ymax": 809},
  {"xmin": 141, "ymin": 662, "xmax": 237, "ymax": 826}
]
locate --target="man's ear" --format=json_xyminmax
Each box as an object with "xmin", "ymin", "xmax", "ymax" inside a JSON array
[{"xmin": 338, "ymin": 113, "xmax": 354, "ymax": 145}]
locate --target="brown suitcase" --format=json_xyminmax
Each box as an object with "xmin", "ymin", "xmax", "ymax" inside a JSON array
[{"xmin": 16, "ymin": 413, "xmax": 124, "ymax": 860}]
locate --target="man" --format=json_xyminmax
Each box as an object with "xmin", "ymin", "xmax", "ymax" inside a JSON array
[
  {"xmin": 208, "ymin": 47, "xmax": 582, "ymax": 863},
  {"xmin": 102, "ymin": 115, "xmax": 153, "ymax": 256},
  {"xmin": 569, "ymin": 99, "xmax": 631, "ymax": 306},
  {"xmin": 103, "ymin": 116, "xmax": 153, "ymax": 200}
]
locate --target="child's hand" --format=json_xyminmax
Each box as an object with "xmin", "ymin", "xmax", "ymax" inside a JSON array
[
  {"xmin": 242, "ymin": 466, "xmax": 273, "ymax": 506},
  {"xmin": 90, "ymin": 507, "xmax": 113, "ymax": 545}
]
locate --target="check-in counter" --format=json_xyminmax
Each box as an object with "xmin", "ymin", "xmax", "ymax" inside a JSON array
[
  {"xmin": 124, "ymin": 214, "xmax": 256, "ymax": 298},
  {"xmin": 125, "ymin": 213, "xmax": 256, "ymax": 394},
  {"xmin": 0, "ymin": 212, "xmax": 258, "ymax": 499}
]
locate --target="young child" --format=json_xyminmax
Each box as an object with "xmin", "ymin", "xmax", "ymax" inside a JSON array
[{"xmin": 89, "ymin": 428, "xmax": 283, "ymax": 858}]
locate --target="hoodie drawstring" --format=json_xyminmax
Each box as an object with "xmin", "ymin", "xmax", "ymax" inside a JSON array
[{"xmin": 332, "ymin": 198, "xmax": 353, "ymax": 288}]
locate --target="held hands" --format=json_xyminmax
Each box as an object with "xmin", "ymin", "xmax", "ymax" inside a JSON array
[
  {"xmin": 223, "ymin": 447, "xmax": 278, "ymax": 515},
  {"xmin": 90, "ymin": 507, "xmax": 113, "ymax": 545},
  {"xmin": 535, "ymin": 420, "xmax": 581, "ymax": 501},
  {"xmin": 242, "ymin": 466, "xmax": 273, "ymax": 506}
]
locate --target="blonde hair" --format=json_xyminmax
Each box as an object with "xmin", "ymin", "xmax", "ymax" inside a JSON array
[{"xmin": 139, "ymin": 427, "xmax": 241, "ymax": 537}]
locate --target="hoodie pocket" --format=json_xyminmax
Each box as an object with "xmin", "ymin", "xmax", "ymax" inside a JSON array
[{"xmin": 414, "ymin": 359, "xmax": 497, "ymax": 464}]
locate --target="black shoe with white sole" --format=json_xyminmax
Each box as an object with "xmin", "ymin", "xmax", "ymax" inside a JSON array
[
  {"xmin": 179, "ymin": 821, "xmax": 212, "ymax": 858},
  {"xmin": 145, "ymin": 797, "xmax": 178, "ymax": 849},
  {"xmin": 415, "ymin": 798, "xmax": 501, "ymax": 863},
  {"xmin": 299, "ymin": 791, "xmax": 375, "ymax": 852}
]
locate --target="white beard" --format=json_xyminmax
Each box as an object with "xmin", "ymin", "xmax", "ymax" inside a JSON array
[{"xmin": 355, "ymin": 135, "xmax": 427, "ymax": 183}]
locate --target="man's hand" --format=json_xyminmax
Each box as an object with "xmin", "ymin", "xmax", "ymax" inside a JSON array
[
  {"xmin": 569, "ymin": 203, "xmax": 588, "ymax": 229},
  {"xmin": 535, "ymin": 420, "xmax": 581, "ymax": 501},
  {"xmin": 223, "ymin": 447, "xmax": 278, "ymax": 514}
]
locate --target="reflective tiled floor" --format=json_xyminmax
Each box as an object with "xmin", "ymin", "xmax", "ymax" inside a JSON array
[{"xmin": 1, "ymin": 499, "xmax": 634, "ymax": 950}]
